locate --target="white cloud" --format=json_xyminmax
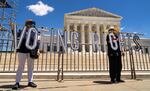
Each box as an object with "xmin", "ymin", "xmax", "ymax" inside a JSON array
[
  {"xmin": 27, "ymin": 1, "xmax": 54, "ymax": 16},
  {"xmin": 121, "ymin": 27, "xmax": 125, "ymax": 30}
]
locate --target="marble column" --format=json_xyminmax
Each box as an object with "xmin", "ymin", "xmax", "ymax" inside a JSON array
[
  {"xmin": 74, "ymin": 24, "xmax": 77, "ymax": 31},
  {"xmin": 96, "ymin": 24, "xmax": 101, "ymax": 51},
  {"xmin": 88, "ymin": 24, "xmax": 92, "ymax": 52},
  {"xmin": 66, "ymin": 24, "xmax": 70, "ymax": 43},
  {"xmin": 81, "ymin": 24, "xmax": 85, "ymax": 52},
  {"xmin": 73, "ymin": 24, "xmax": 79, "ymax": 53},
  {"xmin": 66, "ymin": 24, "xmax": 71, "ymax": 52},
  {"xmin": 102, "ymin": 24, "xmax": 107, "ymax": 53},
  {"xmin": 96, "ymin": 24, "xmax": 100, "ymax": 44}
]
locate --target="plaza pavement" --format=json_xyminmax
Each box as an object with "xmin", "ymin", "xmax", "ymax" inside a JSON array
[{"xmin": 0, "ymin": 78, "xmax": 150, "ymax": 91}]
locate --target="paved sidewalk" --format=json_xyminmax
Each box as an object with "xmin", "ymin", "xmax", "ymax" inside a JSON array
[{"xmin": 0, "ymin": 79, "xmax": 150, "ymax": 91}]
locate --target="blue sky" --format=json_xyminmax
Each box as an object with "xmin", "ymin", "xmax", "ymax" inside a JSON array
[{"xmin": 16, "ymin": 0, "xmax": 150, "ymax": 38}]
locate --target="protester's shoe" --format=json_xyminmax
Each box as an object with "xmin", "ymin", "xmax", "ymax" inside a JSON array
[
  {"xmin": 110, "ymin": 80, "xmax": 116, "ymax": 83},
  {"xmin": 12, "ymin": 83, "xmax": 20, "ymax": 90},
  {"xmin": 28, "ymin": 82, "xmax": 37, "ymax": 88},
  {"xmin": 116, "ymin": 79, "xmax": 125, "ymax": 83}
]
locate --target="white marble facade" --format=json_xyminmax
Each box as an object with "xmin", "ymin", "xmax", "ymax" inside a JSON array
[{"xmin": 64, "ymin": 8, "xmax": 122, "ymax": 52}]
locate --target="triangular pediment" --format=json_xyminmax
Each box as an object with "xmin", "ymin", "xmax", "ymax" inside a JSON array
[{"xmin": 66, "ymin": 7, "xmax": 122, "ymax": 18}]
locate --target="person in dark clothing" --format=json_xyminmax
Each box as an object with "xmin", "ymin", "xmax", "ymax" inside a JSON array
[
  {"xmin": 12, "ymin": 19, "xmax": 39, "ymax": 90},
  {"xmin": 106, "ymin": 28, "xmax": 125, "ymax": 83}
]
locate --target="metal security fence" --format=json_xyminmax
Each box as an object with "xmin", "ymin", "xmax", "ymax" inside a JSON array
[{"xmin": 0, "ymin": 30, "xmax": 150, "ymax": 79}]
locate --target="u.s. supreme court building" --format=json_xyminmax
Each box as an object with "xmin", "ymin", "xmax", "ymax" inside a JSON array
[{"xmin": 41, "ymin": 7, "xmax": 123, "ymax": 52}]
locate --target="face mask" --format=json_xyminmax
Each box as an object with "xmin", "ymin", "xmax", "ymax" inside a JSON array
[{"xmin": 25, "ymin": 21, "xmax": 36, "ymax": 28}]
